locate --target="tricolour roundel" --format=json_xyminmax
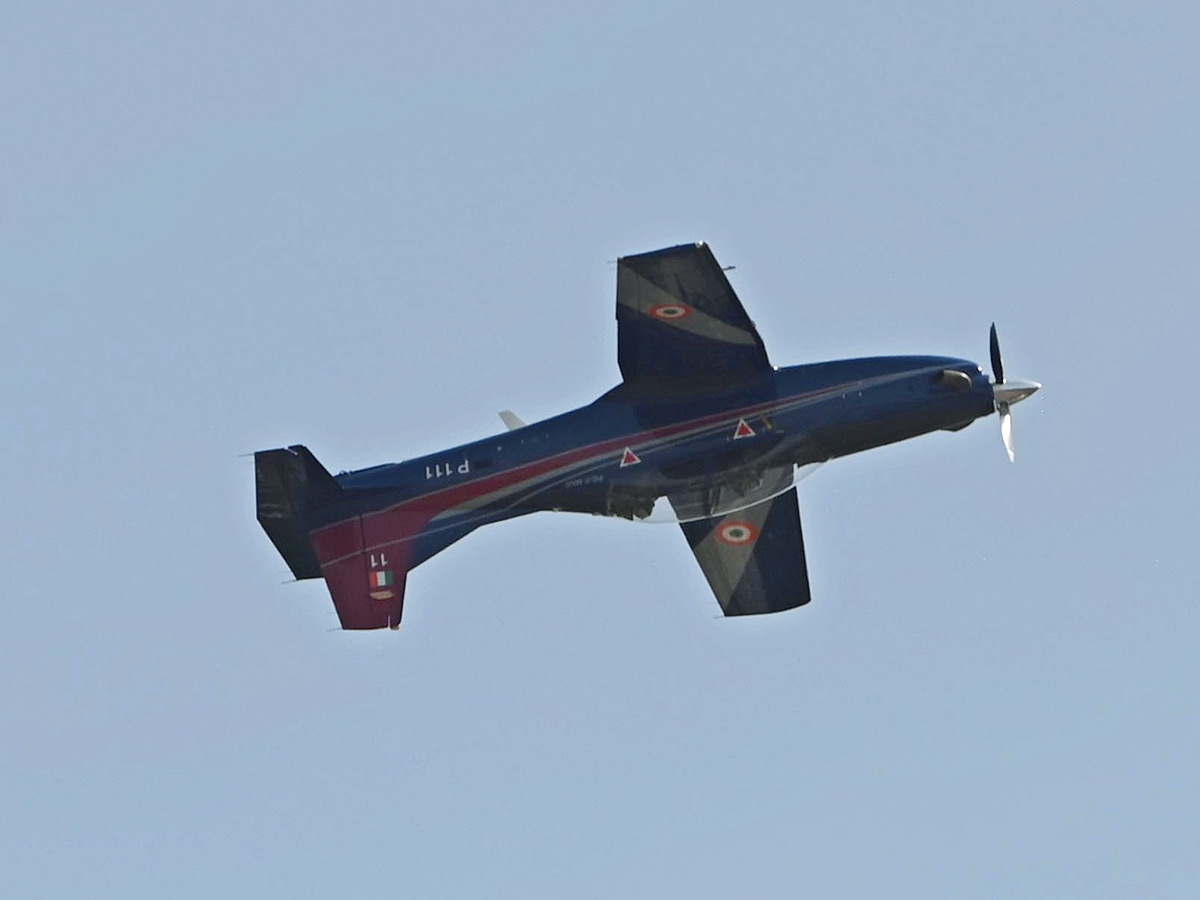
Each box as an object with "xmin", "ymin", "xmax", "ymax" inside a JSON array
[
  {"xmin": 717, "ymin": 520, "xmax": 759, "ymax": 545},
  {"xmin": 649, "ymin": 303, "xmax": 692, "ymax": 321}
]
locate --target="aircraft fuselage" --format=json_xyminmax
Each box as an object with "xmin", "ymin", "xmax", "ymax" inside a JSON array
[{"xmin": 322, "ymin": 355, "xmax": 994, "ymax": 559}]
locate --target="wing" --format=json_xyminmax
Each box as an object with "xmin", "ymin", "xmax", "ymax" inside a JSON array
[
  {"xmin": 616, "ymin": 242, "xmax": 771, "ymax": 383},
  {"xmin": 678, "ymin": 486, "xmax": 812, "ymax": 616}
]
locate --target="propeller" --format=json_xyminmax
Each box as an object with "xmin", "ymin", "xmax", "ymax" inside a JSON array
[
  {"xmin": 988, "ymin": 323, "xmax": 1040, "ymax": 462},
  {"xmin": 989, "ymin": 323, "xmax": 1004, "ymax": 386}
]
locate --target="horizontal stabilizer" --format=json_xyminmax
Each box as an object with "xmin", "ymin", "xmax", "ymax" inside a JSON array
[{"xmin": 255, "ymin": 445, "xmax": 341, "ymax": 580}]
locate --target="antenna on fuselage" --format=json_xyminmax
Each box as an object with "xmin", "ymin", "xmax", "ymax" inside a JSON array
[{"xmin": 499, "ymin": 410, "xmax": 527, "ymax": 431}]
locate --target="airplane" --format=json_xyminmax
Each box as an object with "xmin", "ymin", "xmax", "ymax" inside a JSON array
[{"xmin": 255, "ymin": 242, "xmax": 1040, "ymax": 631}]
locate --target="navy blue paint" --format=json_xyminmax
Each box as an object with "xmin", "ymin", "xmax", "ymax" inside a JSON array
[
  {"xmin": 255, "ymin": 242, "xmax": 1000, "ymax": 628},
  {"xmin": 329, "ymin": 354, "xmax": 993, "ymax": 542}
]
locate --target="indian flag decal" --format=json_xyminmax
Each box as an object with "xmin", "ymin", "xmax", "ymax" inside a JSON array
[{"xmin": 370, "ymin": 570, "xmax": 394, "ymax": 589}]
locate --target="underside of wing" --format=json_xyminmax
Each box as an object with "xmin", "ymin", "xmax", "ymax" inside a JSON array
[
  {"xmin": 616, "ymin": 242, "xmax": 771, "ymax": 384},
  {"xmin": 677, "ymin": 483, "xmax": 812, "ymax": 616}
]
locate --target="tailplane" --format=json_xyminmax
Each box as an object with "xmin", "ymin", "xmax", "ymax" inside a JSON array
[
  {"xmin": 255, "ymin": 445, "xmax": 409, "ymax": 630},
  {"xmin": 254, "ymin": 445, "xmax": 337, "ymax": 580}
]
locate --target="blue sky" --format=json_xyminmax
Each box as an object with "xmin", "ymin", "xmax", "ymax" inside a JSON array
[{"xmin": 3, "ymin": 3, "xmax": 1197, "ymax": 896}]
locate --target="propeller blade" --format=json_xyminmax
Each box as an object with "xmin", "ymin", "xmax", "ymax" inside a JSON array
[
  {"xmin": 989, "ymin": 322, "xmax": 1005, "ymax": 385},
  {"xmin": 1000, "ymin": 406, "xmax": 1015, "ymax": 462}
]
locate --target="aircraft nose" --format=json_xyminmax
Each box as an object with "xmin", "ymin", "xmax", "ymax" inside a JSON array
[{"xmin": 993, "ymin": 378, "xmax": 1041, "ymax": 407}]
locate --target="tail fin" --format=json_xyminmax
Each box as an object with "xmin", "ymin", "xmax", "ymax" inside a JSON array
[
  {"xmin": 254, "ymin": 445, "xmax": 340, "ymax": 580},
  {"xmin": 255, "ymin": 445, "xmax": 406, "ymax": 630}
]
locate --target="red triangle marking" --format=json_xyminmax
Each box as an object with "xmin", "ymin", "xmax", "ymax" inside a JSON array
[
  {"xmin": 620, "ymin": 447, "xmax": 641, "ymax": 467},
  {"xmin": 733, "ymin": 418, "xmax": 755, "ymax": 439}
]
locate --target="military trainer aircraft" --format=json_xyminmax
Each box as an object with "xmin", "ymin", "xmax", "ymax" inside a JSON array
[{"xmin": 256, "ymin": 242, "xmax": 1039, "ymax": 630}]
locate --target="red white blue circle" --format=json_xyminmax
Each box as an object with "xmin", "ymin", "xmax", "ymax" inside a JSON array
[
  {"xmin": 649, "ymin": 303, "xmax": 692, "ymax": 321},
  {"xmin": 717, "ymin": 521, "xmax": 758, "ymax": 545}
]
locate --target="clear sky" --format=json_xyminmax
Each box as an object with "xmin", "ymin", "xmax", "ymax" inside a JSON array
[{"xmin": 3, "ymin": 2, "xmax": 1198, "ymax": 897}]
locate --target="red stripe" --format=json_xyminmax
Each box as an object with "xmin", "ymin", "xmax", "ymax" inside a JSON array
[{"xmin": 373, "ymin": 393, "xmax": 797, "ymax": 514}]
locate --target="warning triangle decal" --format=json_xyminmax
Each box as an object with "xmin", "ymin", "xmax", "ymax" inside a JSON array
[
  {"xmin": 733, "ymin": 418, "xmax": 755, "ymax": 440},
  {"xmin": 620, "ymin": 447, "xmax": 641, "ymax": 467}
]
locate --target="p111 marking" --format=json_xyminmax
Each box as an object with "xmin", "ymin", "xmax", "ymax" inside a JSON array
[{"xmin": 426, "ymin": 458, "xmax": 471, "ymax": 480}]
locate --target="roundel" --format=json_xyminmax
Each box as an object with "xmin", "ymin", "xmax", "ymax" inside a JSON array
[
  {"xmin": 649, "ymin": 303, "xmax": 692, "ymax": 321},
  {"xmin": 717, "ymin": 520, "xmax": 759, "ymax": 545}
]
